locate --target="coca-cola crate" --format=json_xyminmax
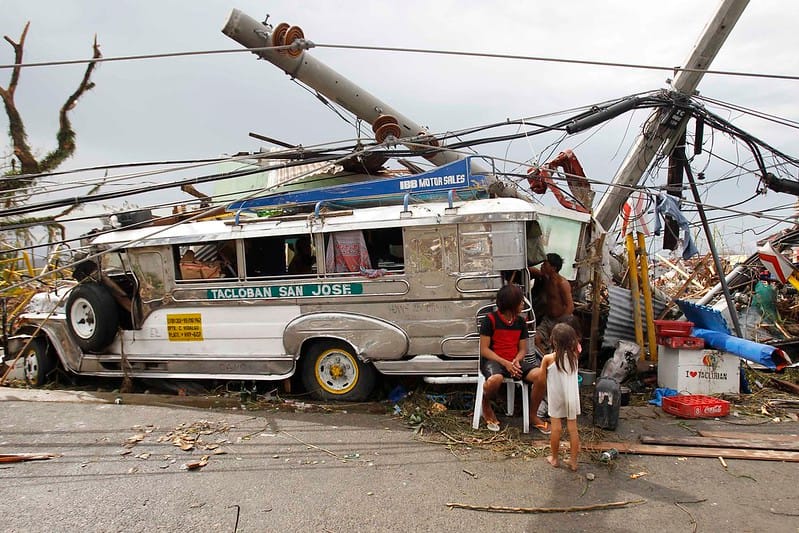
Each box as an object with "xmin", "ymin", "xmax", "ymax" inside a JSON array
[
  {"xmin": 654, "ymin": 320, "xmax": 694, "ymax": 337},
  {"xmin": 656, "ymin": 335, "xmax": 705, "ymax": 350},
  {"xmin": 662, "ymin": 394, "xmax": 730, "ymax": 418}
]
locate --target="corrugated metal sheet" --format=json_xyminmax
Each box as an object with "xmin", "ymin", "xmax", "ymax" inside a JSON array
[{"xmin": 602, "ymin": 286, "xmax": 667, "ymax": 348}]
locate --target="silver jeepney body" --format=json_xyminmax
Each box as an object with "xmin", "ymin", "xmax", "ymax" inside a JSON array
[{"xmin": 12, "ymin": 197, "xmax": 590, "ymax": 383}]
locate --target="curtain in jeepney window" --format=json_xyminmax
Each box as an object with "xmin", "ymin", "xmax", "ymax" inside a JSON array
[{"xmin": 325, "ymin": 230, "xmax": 372, "ymax": 273}]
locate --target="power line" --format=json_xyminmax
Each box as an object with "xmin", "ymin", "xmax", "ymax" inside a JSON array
[
  {"xmin": 2, "ymin": 41, "xmax": 798, "ymax": 83},
  {"xmin": 0, "ymin": 153, "xmax": 342, "ymax": 218}
]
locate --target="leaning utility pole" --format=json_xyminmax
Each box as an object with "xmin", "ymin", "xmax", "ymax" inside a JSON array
[
  {"xmin": 593, "ymin": 0, "xmax": 749, "ymax": 231},
  {"xmin": 221, "ymin": 10, "xmax": 459, "ymax": 168}
]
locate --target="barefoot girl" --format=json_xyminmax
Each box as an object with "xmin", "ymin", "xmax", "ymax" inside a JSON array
[{"xmin": 543, "ymin": 322, "xmax": 581, "ymax": 471}]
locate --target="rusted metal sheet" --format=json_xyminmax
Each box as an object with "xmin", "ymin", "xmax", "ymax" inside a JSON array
[{"xmin": 602, "ymin": 286, "xmax": 666, "ymax": 348}]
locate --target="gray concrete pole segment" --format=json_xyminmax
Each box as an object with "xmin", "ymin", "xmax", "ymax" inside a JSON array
[
  {"xmin": 593, "ymin": 0, "xmax": 749, "ymax": 231},
  {"xmin": 221, "ymin": 9, "xmax": 461, "ymax": 168}
]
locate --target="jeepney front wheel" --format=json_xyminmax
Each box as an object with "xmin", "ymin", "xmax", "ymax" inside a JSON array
[
  {"xmin": 301, "ymin": 341, "xmax": 376, "ymax": 401},
  {"xmin": 21, "ymin": 337, "xmax": 57, "ymax": 386}
]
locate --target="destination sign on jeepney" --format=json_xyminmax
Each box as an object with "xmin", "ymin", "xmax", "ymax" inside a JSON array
[{"xmin": 207, "ymin": 283, "xmax": 364, "ymax": 300}]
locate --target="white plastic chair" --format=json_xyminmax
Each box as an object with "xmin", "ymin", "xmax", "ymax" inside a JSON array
[{"xmin": 472, "ymin": 371, "xmax": 530, "ymax": 433}]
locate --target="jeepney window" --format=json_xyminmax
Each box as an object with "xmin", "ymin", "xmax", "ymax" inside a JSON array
[
  {"xmin": 244, "ymin": 234, "xmax": 318, "ymax": 279},
  {"xmin": 101, "ymin": 249, "xmax": 126, "ymax": 272},
  {"xmin": 287, "ymin": 235, "xmax": 317, "ymax": 276},
  {"xmin": 365, "ymin": 228, "xmax": 404, "ymax": 271},
  {"xmin": 459, "ymin": 222, "xmax": 493, "ymax": 272},
  {"xmin": 175, "ymin": 240, "xmax": 237, "ymax": 281},
  {"xmin": 132, "ymin": 250, "xmax": 167, "ymax": 301}
]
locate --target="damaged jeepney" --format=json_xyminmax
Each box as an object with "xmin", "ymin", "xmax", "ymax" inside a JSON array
[{"xmin": 7, "ymin": 197, "xmax": 589, "ymax": 400}]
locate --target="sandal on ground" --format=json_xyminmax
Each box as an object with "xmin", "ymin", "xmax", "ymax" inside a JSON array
[
  {"xmin": 535, "ymin": 422, "xmax": 551, "ymax": 435},
  {"xmin": 486, "ymin": 422, "xmax": 500, "ymax": 432}
]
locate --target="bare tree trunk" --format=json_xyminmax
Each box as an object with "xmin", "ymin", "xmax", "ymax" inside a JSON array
[
  {"xmin": 0, "ymin": 22, "xmax": 102, "ymax": 179},
  {"xmin": 0, "ymin": 22, "xmax": 38, "ymax": 174}
]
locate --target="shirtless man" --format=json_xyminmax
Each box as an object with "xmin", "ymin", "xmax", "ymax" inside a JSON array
[
  {"xmin": 529, "ymin": 253, "xmax": 575, "ymax": 353},
  {"xmin": 525, "ymin": 252, "xmax": 576, "ymax": 433}
]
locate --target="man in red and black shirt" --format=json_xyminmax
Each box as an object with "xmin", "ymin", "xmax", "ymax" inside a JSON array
[{"xmin": 479, "ymin": 284, "xmax": 549, "ymax": 433}]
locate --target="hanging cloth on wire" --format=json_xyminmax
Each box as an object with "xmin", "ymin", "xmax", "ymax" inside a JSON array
[{"xmin": 653, "ymin": 191, "xmax": 698, "ymax": 260}]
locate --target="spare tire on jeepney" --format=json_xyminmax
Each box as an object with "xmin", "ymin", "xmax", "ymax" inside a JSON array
[{"xmin": 66, "ymin": 283, "xmax": 119, "ymax": 352}]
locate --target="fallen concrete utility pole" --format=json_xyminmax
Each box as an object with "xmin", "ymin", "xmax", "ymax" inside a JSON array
[{"xmin": 222, "ymin": 9, "xmax": 460, "ymax": 168}]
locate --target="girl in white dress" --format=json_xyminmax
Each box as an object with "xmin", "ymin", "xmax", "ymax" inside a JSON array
[{"xmin": 543, "ymin": 322, "xmax": 581, "ymax": 471}]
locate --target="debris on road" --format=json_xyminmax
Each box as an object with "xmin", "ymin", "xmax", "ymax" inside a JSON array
[
  {"xmin": 0, "ymin": 452, "xmax": 61, "ymax": 463},
  {"xmin": 584, "ymin": 441, "xmax": 799, "ymax": 462},
  {"xmin": 182, "ymin": 455, "xmax": 210, "ymax": 470},
  {"xmin": 446, "ymin": 499, "xmax": 646, "ymax": 514}
]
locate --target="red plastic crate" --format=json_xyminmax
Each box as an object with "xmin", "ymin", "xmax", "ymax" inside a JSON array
[
  {"xmin": 662, "ymin": 395, "xmax": 730, "ymax": 418},
  {"xmin": 656, "ymin": 335, "xmax": 705, "ymax": 349},
  {"xmin": 654, "ymin": 320, "xmax": 694, "ymax": 337}
]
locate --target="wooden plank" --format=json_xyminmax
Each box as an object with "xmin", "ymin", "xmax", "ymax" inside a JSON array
[
  {"xmin": 582, "ymin": 441, "xmax": 799, "ymax": 462},
  {"xmin": 769, "ymin": 377, "xmax": 799, "ymax": 395},
  {"xmin": 698, "ymin": 430, "xmax": 799, "ymax": 443},
  {"xmin": 656, "ymin": 254, "xmax": 710, "ymax": 319},
  {"xmin": 639, "ymin": 435, "xmax": 799, "ymax": 451}
]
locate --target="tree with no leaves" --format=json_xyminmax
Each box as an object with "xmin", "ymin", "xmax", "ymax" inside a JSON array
[{"xmin": 0, "ymin": 22, "xmax": 102, "ymax": 255}]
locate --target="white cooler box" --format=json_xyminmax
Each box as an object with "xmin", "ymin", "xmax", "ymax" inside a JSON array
[{"xmin": 657, "ymin": 347, "xmax": 740, "ymax": 395}]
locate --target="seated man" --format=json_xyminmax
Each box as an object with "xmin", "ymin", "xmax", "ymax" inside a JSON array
[
  {"xmin": 479, "ymin": 284, "xmax": 550, "ymax": 434},
  {"xmin": 288, "ymin": 236, "xmax": 315, "ymax": 274}
]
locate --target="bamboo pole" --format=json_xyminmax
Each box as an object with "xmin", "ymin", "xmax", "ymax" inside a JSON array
[
  {"xmin": 625, "ymin": 234, "xmax": 644, "ymax": 349},
  {"xmin": 637, "ymin": 232, "xmax": 657, "ymax": 361},
  {"xmin": 588, "ymin": 234, "xmax": 606, "ymax": 372}
]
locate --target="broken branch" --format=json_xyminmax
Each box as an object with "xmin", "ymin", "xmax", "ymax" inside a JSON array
[
  {"xmin": 446, "ymin": 499, "xmax": 646, "ymax": 514},
  {"xmin": 279, "ymin": 430, "xmax": 340, "ymax": 459}
]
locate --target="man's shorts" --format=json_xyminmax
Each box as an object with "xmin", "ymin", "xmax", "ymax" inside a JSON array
[
  {"xmin": 536, "ymin": 315, "xmax": 580, "ymax": 352},
  {"xmin": 480, "ymin": 353, "xmax": 542, "ymax": 380}
]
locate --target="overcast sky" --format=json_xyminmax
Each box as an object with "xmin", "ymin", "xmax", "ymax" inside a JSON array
[{"xmin": 3, "ymin": 1, "xmax": 798, "ymax": 257}]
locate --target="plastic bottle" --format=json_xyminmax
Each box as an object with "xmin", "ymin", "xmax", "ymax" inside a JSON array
[{"xmin": 599, "ymin": 448, "xmax": 619, "ymax": 462}]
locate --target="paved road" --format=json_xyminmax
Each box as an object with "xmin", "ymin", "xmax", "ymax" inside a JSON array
[{"xmin": 0, "ymin": 386, "xmax": 797, "ymax": 532}]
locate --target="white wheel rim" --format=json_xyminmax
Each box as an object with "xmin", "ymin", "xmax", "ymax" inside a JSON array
[
  {"xmin": 70, "ymin": 296, "xmax": 96, "ymax": 339},
  {"xmin": 316, "ymin": 349, "xmax": 358, "ymax": 395},
  {"xmin": 23, "ymin": 350, "xmax": 39, "ymax": 382}
]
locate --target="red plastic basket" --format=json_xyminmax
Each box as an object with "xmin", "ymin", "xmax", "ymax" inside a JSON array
[
  {"xmin": 662, "ymin": 395, "xmax": 730, "ymax": 418},
  {"xmin": 654, "ymin": 320, "xmax": 694, "ymax": 337},
  {"xmin": 656, "ymin": 335, "xmax": 705, "ymax": 350}
]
